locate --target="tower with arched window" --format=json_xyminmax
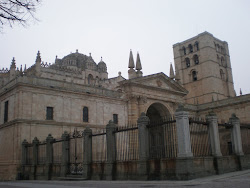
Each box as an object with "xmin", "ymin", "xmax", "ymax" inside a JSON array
[{"xmin": 173, "ymin": 31, "xmax": 235, "ymax": 104}]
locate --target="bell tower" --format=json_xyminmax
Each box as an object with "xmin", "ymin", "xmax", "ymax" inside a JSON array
[{"xmin": 173, "ymin": 32, "xmax": 236, "ymax": 104}]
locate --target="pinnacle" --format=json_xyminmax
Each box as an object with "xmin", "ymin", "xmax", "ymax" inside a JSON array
[
  {"xmin": 128, "ymin": 50, "xmax": 135, "ymax": 69},
  {"xmin": 136, "ymin": 52, "xmax": 142, "ymax": 71}
]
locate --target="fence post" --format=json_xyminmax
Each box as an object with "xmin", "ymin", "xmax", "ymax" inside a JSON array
[
  {"xmin": 206, "ymin": 112, "xmax": 222, "ymax": 157},
  {"xmin": 229, "ymin": 113, "xmax": 245, "ymax": 170},
  {"xmin": 105, "ymin": 120, "xmax": 117, "ymax": 180},
  {"xmin": 82, "ymin": 127, "xmax": 92, "ymax": 179},
  {"xmin": 206, "ymin": 111, "xmax": 223, "ymax": 174},
  {"xmin": 45, "ymin": 134, "xmax": 54, "ymax": 180},
  {"xmin": 175, "ymin": 105, "xmax": 193, "ymax": 158},
  {"xmin": 31, "ymin": 137, "xmax": 39, "ymax": 180},
  {"xmin": 138, "ymin": 112, "xmax": 150, "ymax": 180},
  {"xmin": 21, "ymin": 139, "xmax": 28, "ymax": 179},
  {"xmin": 61, "ymin": 131, "xmax": 70, "ymax": 177},
  {"xmin": 175, "ymin": 105, "xmax": 193, "ymax": 180}
]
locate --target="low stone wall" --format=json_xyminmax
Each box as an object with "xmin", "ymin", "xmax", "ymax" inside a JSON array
[
  {"xmin": 192, "ymin": 157, "xmax": 216, "ymax": 178},
  {"xmin": 0, "ymin": 163, "xmax": 19, "ymax": 181},
  {"xmin": 20, "ymin": 155, "xmax": 250, "ymax": 180}
]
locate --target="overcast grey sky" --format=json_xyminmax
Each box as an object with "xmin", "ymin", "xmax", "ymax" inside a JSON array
[{"xmin": 0, "ymin": 0, "xmax": 249, "ymax": 95}]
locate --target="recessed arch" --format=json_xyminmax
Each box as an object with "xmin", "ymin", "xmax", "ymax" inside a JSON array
[
  {"xmin": 146, "ymin": 102, "xmax": 171, "ymax": 122},
  {"xmin": 88, "ymin": 74, "xmax": 94, "ymax": 85}
]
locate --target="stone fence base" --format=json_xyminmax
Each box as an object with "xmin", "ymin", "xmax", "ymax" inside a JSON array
[{"xmin": 21, "ymin": 155, "xmax": 250, "ymax": 180}]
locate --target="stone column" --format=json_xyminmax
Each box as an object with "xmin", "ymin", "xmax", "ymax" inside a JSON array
[
  {"xmin": 31, "ymin": 137, "xmax": 39, "ymax": 180},
  {"xmin": 45, "ymin": 134, "xmax": 54, "ymax": 180},
  {"xmin": 229, "ymin": 114, "xmax": 244, "ymax": 156},
  {"xmin": 61, "ymin": 131, "xmax": 70, "ymax": 177},
  {"xmin": 206, "ymin": 112, "xmax": 222, "ymax": 157},
  {"xmin": 229, "ymin": 114, "xmax": 245, "ymax": 170},
  {"xmin": 82, "ymin": 127, "xmax": 92, "ymax": 179},
  {"xmin": 206, "ymin": 112, "xmax": 223, "ymax": 174},
  {"xmin": 105, "ymin": 121, "xmax": 117, "ymax": 180},
  {"xmin": 175, "ymin": 105, "xmax": 193, "ymax": 158},
  {"xmin": 175, "ymin": 105, "xmax": 193, "ymax": 180},
  {"xmin": 138, "ymin": 112, "xmax": 150, "ymax": 180}
]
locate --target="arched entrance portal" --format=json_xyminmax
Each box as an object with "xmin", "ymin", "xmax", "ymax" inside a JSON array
[
  {"xmin": 146, "ymin": 103, "xmax": 171, "ymax": 160},
  {"xmin": 146, "ymin": 103, "xmax": 171, "ymax": 122}
]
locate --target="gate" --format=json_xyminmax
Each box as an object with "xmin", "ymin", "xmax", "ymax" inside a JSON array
[
  {"xmin": 148, "ymin": 117, "xmax": 177, "ymax": 159},
  {"xmin": 68, "ymin": 129, "xmax": 84, "ymax": 175}
]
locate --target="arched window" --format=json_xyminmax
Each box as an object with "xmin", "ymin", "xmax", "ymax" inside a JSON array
[
  {"xmin": 221, "ymin": 57, "xmax": 225, "ymax": 67},
  {"xmin": 188, "ymin": 44, "xmax": 193, "ymax": 53},
  {"xmin": 182, "ymin": 46, "xmax": 186, "ymax": 55},
  {"xmin": 194, "ymin": 41, "xmax": 199, "ymax": 51},
  {"xmin": 83, "ymin": 106, "xmax": 89, "ymax": 122},
  {"xmin": 88, "ymin": 74, "xmax": 94, "ymax": 85},
  {"xmin": 220, "ymin": 69, "xmax": 225, "ymax": 80},
  {"xmin": 221, "ymin": 47, "xmax": 224, "ymax": 54},
  {"xmin": 185, "ymin": 58, "xmax": 190, "ymax": 68},
  {"xmin": 193, "ymin": 54, "xmax": 199, "ymax": 65},
  {"xmin": 192, "ymin": 70, "xmax": 197, "ymax": 81}
]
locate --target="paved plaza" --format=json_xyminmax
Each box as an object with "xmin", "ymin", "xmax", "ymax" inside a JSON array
[{"xmin": 0, "ymin": 170, "xmax": 250, "ymax": 188}]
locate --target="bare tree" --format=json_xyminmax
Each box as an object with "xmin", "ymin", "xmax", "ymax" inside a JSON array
[{"xmin": 0, "ymin": 0, "xmax": 41, "ymax": 31}]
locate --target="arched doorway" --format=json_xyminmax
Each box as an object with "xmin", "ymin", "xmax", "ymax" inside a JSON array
[
  {"xmin": 146, "ymin": 103, "xmax": 171, "ymax": 122},
  {"xmin": 146, "ymin": 103, "xmax": 171, "ymax": 161}
]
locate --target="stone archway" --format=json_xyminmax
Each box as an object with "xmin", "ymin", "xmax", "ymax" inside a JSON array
[
  {"xmin": 146, "ymin": 102, "xmax": 171, "ymax": 122},
  {"xmin": 146, "ymin": 103, "xmax": 171, "ymax": 160}
]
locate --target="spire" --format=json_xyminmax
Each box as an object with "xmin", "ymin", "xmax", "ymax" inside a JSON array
[
  {"xmin": 240, "ymin": 88, "xmax": 242, "ymax": 96},
  {"xmin": 135, "ymin": 52, "xmax": 142, "ymax": 70},
  {"xmin": 169, "ymin": 63, "xmax": 175, "ymax": 79},
  {"xmin": 24, "ymin": 64, "xmax": 27, "ymax": 73},
  {"xmin": 36, "ymin": 51, "xmax": 41, "ymax": 64},
  {"xmin": 10, "ymin": 57, "xmax": 16, "ymax": 69},
  {"xmin": 20, "ymin": 65, "xmax": 23, "ymax": 73},
  {"xmin": 128, "ymin": 50, "xmax": 135, "ymax": 68}
]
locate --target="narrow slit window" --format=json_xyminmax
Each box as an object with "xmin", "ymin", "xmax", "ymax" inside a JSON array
[
  {"xmin": 113, "ymin": 114, "xmax": 118, "ymax": 124},
  {"xmin": 4, "ymin": 101, "xmax": 8, "ymax": 123},
  {"xmin": 83, "ymin": 107, "xmax": 89, "ymax": 122},
  {"xmin": 192, "ymin": 71, "xmax": 197, "ymax": 81}
]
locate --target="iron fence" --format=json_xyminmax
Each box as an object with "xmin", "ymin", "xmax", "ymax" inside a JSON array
[
  {"xmin": 218, "ymin": 123, "xmax": 232, "ymax": 156},
  {"xmin": 189, "ymin": 118, "xmax": 212, "ymax": 157},
  {"xmin": 26, "ymin": 145, "xmax": 33, "ymax": 165},
  {"xmin": 241, "ymin": 125, "xmax": 250, "ymax": 155},
  {"xmin": 38, "ymin": 143, "xmax": 46, "ymax": 164},
  {"xmin": 68, "ymin": 129, "xmax": 84, "ymax": 175},
  {"xmin": 115, "ymin": 124, "xmax": 139, "ymax": 161},
  {"xmin": 148, "ymin": 117, "xmax": 177, "ymax": 159},
  {"xmin": 92, "ymin": 129, "xmax": 107, "ymax": 162},
  {"xmin": 53, "ymin": 140, "xmax": 62, "ymax": 164}
]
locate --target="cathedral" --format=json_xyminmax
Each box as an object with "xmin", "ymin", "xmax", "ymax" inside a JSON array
[{"xmin": 0, "ymin": 31, "xmax": 249, "ymax": 180}]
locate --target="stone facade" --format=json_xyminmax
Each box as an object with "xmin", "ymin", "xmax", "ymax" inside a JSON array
[{"xmin": 0, "ymin": 32, "xmax": 249, "ymax": 180}]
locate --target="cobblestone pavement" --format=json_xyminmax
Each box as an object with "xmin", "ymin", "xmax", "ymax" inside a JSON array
[{"xmin": 0, "ymin": 170, "xmax": 250, "ymax": 188}]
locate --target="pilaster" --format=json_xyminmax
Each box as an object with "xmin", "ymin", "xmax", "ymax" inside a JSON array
[{"xmin": 138, "ymin": 112, "xmax": 150, "ymax": 180}]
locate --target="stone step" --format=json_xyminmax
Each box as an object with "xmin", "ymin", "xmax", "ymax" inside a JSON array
[{"xmin": 56, "ymin": 175, "xmax": 87, "ymax": 181}]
